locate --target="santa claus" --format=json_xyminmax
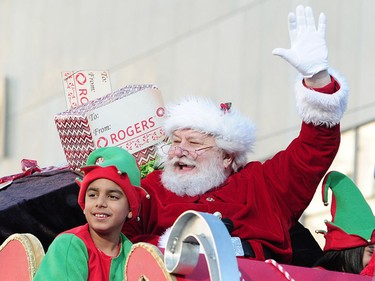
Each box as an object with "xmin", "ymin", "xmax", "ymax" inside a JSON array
[{"xmin": 124, "ymin": 5, "xmax": 349, "ymax": 264}]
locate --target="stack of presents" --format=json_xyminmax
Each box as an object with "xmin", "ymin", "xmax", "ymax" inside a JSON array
[{"xmin": 56, "ymin": 70, "xmax": 166, "ymax": 172}]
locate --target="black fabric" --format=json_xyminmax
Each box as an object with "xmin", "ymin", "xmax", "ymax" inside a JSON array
[
  {"xmin": 221, "ymin": 217, "xmax": 322, "ymax": 264},
  {"xmin": 239, "ymin": 221, "xmax": 323, "ymax": 263},
  {"xmin": 222, "ymin": 217, "xmax": 276, "ymax": 260},
  {"xmin": 290, "ymin": 221, "xmax": 324, "ymax": 267},
  {"xmin": 221, "ymin": 218, "xmax": 234, "ymax": 234},
  {"xmin": 241, "ymin": 239, "xmax": 255, "ymax": 258},
  {"xmin": 0, "ymin": 169, "xmax": 86, "ymax": 251}
]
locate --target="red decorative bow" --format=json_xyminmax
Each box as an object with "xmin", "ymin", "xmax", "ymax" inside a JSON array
[{"xmin": 220, "ymin": 102, "xmax": 232, "ymax": 113}]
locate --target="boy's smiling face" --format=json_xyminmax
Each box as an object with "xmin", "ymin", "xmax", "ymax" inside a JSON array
[{"xmin": 84, "ymin": 178, "xmax": 131, "ymax": 235}]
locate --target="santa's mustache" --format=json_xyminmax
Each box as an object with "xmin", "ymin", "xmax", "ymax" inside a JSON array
[{"xmin": 168, "ymin": 156, "xmax": 196, "ymax": 167}]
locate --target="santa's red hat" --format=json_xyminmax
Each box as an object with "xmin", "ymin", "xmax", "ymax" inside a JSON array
[{"xmin": 162, "ymin": 96, "xmax": 255, "ymax": 169}]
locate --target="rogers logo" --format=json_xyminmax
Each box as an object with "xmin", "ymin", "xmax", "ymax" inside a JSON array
[
  {"xmin": 96, "ymin": 136, "xmax": 109, "ymax": 147},
  {"xmin": 156, "ymin": 107, "xmax": 165, "ymax": 117},
  {"xmin": 94, "ymin": 117, "xmax": 156, "ymax": 147}
]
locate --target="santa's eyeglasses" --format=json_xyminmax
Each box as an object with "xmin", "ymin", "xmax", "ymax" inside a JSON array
[{"xmin": 160, "ymin": 144, "xmax": 215, "ymax": 160}]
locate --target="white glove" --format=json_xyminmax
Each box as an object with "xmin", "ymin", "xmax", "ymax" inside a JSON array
[{"xmin": 272, "ymin": 5, "xmax": 329, "ymax": 78}]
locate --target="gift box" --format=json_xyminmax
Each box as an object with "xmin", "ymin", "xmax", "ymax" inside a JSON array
[
  {"xmin": 55, "ymin": 84, "xmax": 166, "ymax": 171},
  {"xmin": 61, "ymin": 70, "xmax": 112, "ymax": 110}
]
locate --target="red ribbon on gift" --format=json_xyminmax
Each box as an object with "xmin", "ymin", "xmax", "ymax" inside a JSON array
[{"xmin": 0, "ymin": 159, "xmax": 42, "ymax": 185}]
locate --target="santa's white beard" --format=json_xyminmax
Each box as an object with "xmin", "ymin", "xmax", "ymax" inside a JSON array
[{"xmin": 161, "ymin": 156, "xmax": 227, "ymax": 197}]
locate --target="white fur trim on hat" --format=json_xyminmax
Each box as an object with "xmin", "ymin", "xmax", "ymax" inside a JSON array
[
  {"xmin": 295, "ymin": 68, "xmax": 349, "ymax": 127},
  {"xmin": 163, "ymin": 96, "xmax": 256, "ymax": 168}
]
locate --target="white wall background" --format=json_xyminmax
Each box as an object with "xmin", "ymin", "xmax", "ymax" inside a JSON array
[{"xmin": 0, "ymin": 0, "xmax": 374, "ymax": 247}]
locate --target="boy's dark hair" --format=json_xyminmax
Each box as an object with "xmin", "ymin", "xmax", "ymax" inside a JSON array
[{"xmin": 313, "ymin": 246, "xmax": 365, "ymax": 273}]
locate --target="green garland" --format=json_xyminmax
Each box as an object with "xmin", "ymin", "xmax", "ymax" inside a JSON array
[{"xmin": 140, "ymin": 160, "xmax": 157, "ymax": 178}]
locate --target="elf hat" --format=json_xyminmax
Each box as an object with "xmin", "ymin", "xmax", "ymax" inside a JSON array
[
  {"xmin": 76, "ymin": 147, "xmax": 149, "ymax": 217},
  {"xmin": 316, "ymin": 171, "xmax": 375, "ymax": 251},
  {"xmin": 162, "ymin": 96, "xmax": 256, "ymax": 168}
]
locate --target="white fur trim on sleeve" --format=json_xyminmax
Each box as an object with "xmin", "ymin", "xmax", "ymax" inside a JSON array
[{"xmin": 295, "ymin": 68, "xmax": 349, "ymax": 127}]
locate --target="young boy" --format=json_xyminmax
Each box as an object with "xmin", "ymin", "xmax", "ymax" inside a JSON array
[{"xmin": 33, "ymin": 146, "xmax": 148, "ymax": 281}]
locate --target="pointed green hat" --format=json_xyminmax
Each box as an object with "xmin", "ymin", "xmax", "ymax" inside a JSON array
[
  {"xmin": 83, "ymin": 146, "xmax": 141, "ymax": 186},
  {"xmin": 76, "ymin": 147, "xmax": 149, "ymax": 215},
  {"xmin": 317, "ymin": 171, "xmax": 375, "ymax": 251}
]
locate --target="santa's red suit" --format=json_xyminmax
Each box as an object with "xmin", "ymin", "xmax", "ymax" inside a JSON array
[{"xmin": 123, "ymin": 70, "xmax": 349, "ymax": 264}]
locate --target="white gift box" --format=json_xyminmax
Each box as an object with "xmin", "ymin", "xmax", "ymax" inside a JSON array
[{"xmin": 55, "ymin": 84, "xmax": 166, "ymax": 170}]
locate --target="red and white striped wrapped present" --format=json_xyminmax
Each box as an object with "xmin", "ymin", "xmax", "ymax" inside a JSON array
[{"xmin": 55, "ymin": 84, "xmax": 166, "ymax": 171}]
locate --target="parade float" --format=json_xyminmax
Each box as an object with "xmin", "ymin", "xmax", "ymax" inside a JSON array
[{"xmin": 0, "ymin": 77, "xmax": 373, "ymax": 280}]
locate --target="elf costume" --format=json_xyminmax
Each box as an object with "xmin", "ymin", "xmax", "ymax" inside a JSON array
[
  {"xmin": 33, "ymin": 224, "xmax": 132, "ymax": 281},
  {"xmin": 316, "ymin": 171, "xmax": 375, "ymax": 251},
  {"xmin": 315, "ymin": 171, "xmax": 375, "ymax": 276},
  {"xmin": 34, "ymin": 147, "xmax": 147, "ymax": 281}
]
